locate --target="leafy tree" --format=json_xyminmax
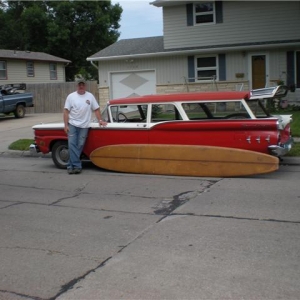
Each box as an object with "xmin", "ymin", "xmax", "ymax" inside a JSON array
[{"xmin": 0, "ymin": 0, "xmax": 122, "ymax": 81}]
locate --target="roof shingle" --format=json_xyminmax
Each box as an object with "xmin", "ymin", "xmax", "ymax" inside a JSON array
[
  {"xmin": 0, "ymin": 49, "xmax": 71, "ymax": 63},
  {"xmin": 88, "ymin": 36, "xmax": 300, "ymax": 60},
  {"xmin": 89, "ymin": 36, "xmax": 164, "ymax": 58}
]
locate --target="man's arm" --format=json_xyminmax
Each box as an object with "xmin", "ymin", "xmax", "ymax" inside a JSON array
[
  {"xmin": 63, "ymin": 108, "xmax": 70, "ymax": 134},
  {"xmin": 94, "ymin": 109, "xmax": 107, "ymax": 126}
]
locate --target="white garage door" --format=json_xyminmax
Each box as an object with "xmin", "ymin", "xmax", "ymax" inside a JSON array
[{"xmin": 111, "ymin": 70, "xmax": 156, "ymax": 99}]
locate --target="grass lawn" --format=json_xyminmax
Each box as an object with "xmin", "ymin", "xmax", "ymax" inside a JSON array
[
  {"xmin": 291, "ymin": 111, "xmax": 300, "ymax": 137},
  {"xmin": 9, "ymin": 139, "xmax": 34, "ymax": 151},
  {"xmin": 279, "ymin": 109, "xmax": 300, "ymax": 137},
  {"xmin": 286, "ymin": 142, "xmax": 300, "ymax": 157}
]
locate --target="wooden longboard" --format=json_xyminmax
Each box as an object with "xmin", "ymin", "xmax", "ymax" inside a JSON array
[{"xmin": 90, "ymin": 144, "xmax": 279, "ymax": 177}]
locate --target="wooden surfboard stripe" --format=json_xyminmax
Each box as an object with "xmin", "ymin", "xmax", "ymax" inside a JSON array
[{"xmin": 90, "ymin": 144, "xmax": 279, "ymax": 177}]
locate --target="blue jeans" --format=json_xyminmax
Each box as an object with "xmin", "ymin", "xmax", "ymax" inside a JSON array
[{"xmin": 67, "ymin": 124, "xmax": 89, "ymax": 170}]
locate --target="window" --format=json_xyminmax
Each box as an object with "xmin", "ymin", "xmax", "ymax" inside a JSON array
[
  {"xmin": 26, "ymin": 61, "xmax": 34, "ymax": 77},
  {"xmin": 182, "ymin": 101, "xmax": 251, "ymax": 120},
  {"xmin": 110, "ymin": 104, "xmax": 148, "ymax": 123},
  {"xmin": 0, "ymin": 61, "xmax": 7, "ymax": 79},
  {"xmin": 151, "ymin": 104, "xmax": 182, "ymax": 122},
  {"xmin": 50, "ymin": 63, "xmax": 57, "ymax": 80},
  {"xmin": 194, "ymin": 2, "xmax": 215, "ymax": 24},
  {"xmin": 196, "ymin": 55, "xmax": 218, "ymax": 81}
]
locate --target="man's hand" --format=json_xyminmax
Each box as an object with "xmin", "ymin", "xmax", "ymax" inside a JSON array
[
  {"xmin": 99, "ymin": 120, "xmax": 107, "ymax": 127},
  {"xmin": 64, "ymin": 125, "xmax": 69, "ymax": 134}
]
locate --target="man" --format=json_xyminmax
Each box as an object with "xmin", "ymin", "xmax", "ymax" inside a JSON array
[{"xmin": 63, "ymin": 79, "xmax": 107, "ymax": 174}]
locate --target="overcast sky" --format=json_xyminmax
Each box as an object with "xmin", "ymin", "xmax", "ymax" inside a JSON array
[{"xmin": 112, "ymin": 0, "xmax": 163, "ymax": 40}]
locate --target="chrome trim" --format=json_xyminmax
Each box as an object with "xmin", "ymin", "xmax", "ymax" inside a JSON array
[
  {"xmin": 255, "ymin": 136, "xmax": 261, "ymax": 143},
  {"xmin": 268, "ymin": 137, "xmax": 294, "ymax": 157},
  {"xmin": 29, "ymin": 144, "xmax": 40, "ymax": 154},
  {"xmin": 246, "ymin": 136, "xmax": 251, "ymax": 143},
  {"xmin": 250, "ymin": 85, "xmax": 288, "ymax": 100}
]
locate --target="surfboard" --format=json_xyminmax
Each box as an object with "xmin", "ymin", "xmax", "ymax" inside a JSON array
[{"xmin": 90, "ymin": 144, "xmax": 279, "ymax": 177}]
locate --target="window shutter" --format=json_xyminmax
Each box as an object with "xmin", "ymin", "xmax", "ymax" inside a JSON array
[
  {"xmin": 287, "ymin": 51, "xmax": 295, "ymax": 86},
  {"xmin": 186, "ymin": 3, "xmax": 194, "ymax": 26},
  {"xmin": 188, "ymin": 56, "xmax": 195, "ymax": 82},
  {"xmin": 218, "ymin": 54, "xmax": 226, "ymax": 81},
  {"xmin": 216, "ymin": 1, "xmax": 223, "ymax": 24},
  {"xmin": 296, "ymin": 52, "xmax": 300, "ymax": 88}
]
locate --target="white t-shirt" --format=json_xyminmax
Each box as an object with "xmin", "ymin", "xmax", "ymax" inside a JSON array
[{"xmin": 64, "ymin": 91, "xmax": 100, "ymax": 128}]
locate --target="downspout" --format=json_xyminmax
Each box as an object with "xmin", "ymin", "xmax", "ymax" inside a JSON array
[
  {"xmin": 90, "ymin": 60, "xmax": 99, "ymax": 70},
  {"xmin": 89, "ymin": 60, "xmax": 103, "ymax": 107},
  {"xmin": 64, "ymin": 62, "xmax": 70, "ymax": 82}
]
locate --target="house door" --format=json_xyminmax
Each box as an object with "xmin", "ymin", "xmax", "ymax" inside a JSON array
[{"xmin": 252, "ymin": 55, "xmax": 266, "ymax": 89}]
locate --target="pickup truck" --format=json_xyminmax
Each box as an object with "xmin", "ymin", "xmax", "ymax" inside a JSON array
[{"xmin": 0, "ymin": 83, "xmax": 34, "ymax": 118}]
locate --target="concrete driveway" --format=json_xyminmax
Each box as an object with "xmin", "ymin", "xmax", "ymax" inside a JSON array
[{"xmin": 0, "ymin": 113, "xmax": 62, "ymax": 154}]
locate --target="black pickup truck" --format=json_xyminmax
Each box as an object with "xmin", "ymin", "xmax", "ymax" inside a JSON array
[{"xmin": 0, "ymin": 83, "xmax": 34, "ymax": 118}]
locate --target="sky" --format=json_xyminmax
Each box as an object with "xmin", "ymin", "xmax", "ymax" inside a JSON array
[{"xmin": 112, "ymin": 0, "xmax": 163, "ymax": 40}]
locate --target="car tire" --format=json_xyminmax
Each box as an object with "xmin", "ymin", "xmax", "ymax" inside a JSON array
[
  {"xmin": 52, "ymin": 140, "xmax": 69, "ymax": 169},
  {"xmin": 14, "ymin": 104, "xmax": 26, "ymax": 118}
]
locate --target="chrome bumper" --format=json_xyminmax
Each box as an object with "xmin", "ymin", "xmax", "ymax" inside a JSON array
[
  {"xmin": 29, "ymin": 143, "xmax": 40, "ymax": 155},
  {"xmin": 268, "ymin": 137, "xmax": 294, "ymax": 157}
]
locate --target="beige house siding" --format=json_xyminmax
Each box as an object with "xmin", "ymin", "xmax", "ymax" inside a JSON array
[
  {"xmin": 95, "ymin": 1, "xmax": 300, "ymax": 105},
  {"xmin": 163, "ymin": 1, "xmax": 300, "ymax": 49},
  {"xmin": 2, "ymin": 60, "xmax": 66, "ymax": 84},
  {"xmin": 225, "ymin": 50, "xmax": 288, "ymax": 84},
  {"xmin": 98, "ymin": 49, "xmax": 300, "ymax": 106},
  {"xmin": 98, "ymin": 50, "xmax": 289, "ymax": 93},
  {"xmin": 98, "ymin": 56, "xmax": 187, "ymax": 87}
]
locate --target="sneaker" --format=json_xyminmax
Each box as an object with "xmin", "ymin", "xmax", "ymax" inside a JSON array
[
  {"xmin": 74, "ymin": 168, "xmax": 82, "ymax": 174},
  {"xmin": 67, "ymin": 168, "xmax": 75, "ymax": 174}
]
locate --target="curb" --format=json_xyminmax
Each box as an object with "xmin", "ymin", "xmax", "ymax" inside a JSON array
[{"xmin": 0, "ymin": 150, "xmax": 51, "ymax": 158}]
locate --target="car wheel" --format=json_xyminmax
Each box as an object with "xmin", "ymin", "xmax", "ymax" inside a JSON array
[
  {"xmin": 52, "ymin": 141, "xmax": 69, "ymax": 169},
  {"xmin": 14, "ymin": 104, "xmax": 26, "ymax": 118}
]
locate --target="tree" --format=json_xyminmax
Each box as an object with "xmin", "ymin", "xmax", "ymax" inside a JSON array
[{"xmin": 0, "ymin": 0, "xmax": 122, "ymax": 81}]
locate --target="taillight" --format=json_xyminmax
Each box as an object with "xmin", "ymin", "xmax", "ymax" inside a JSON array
[{"xmin": 280, "ymin": 124, "xmax": 291, "ymax": 144}]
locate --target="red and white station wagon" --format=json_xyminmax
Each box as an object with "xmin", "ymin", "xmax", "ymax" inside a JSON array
[{"xmin": 31, "ymin": 86, "xmax": 293, "ymax": 176}]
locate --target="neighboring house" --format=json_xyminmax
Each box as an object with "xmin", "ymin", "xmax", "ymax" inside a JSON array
[
  {"xmin": 0, "ymin": 50, "xmax": 71, "ymax": 84},
  {"xmin": 87, "ymin": 1, "xmax": 300, "ymax": 106}
]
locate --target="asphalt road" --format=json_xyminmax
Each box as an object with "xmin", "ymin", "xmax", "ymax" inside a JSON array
[{"xmin": 0, "ymin": 114, "xmax": 300, "ymax": 300}]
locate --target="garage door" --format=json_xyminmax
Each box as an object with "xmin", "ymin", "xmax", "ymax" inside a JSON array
[{"xmin": 111, "ymin": 70, "xmax": 156, "ymax": 99}]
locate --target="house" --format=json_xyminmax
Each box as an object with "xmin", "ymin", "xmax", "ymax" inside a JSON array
[
  {"xmin": 0, "ymin": 50, "xmax": 71, "ymax": 84},
  {"xmin": 87, "ymin": 1, "xmax": 300, "ymax": 106}
]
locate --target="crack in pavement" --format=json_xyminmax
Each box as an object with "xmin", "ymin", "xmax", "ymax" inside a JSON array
[
  {"xmin": 170, "ymin": 212, "xmax": 300, "ymax": 224},
  {"xmin": 154, "ymin": 181, "xmax": 216, "ymax": 216},
  {"xmin": 48, "ymin": 182, "xmax": 90, "ymax": 206},
  {"xmin": 0, "ymin": 289, "xmax": 45, "ymax": 300},
  {"xmin": 49, "ymin": 256, "xmax": 112, "ymax": 300}
]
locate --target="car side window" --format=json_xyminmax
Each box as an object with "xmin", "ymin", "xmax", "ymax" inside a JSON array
[
  {"xmin": 110, "ymin": 105, "xmax": 148, "ymax": 123},
  {"xmin": 182, "ymin": 103, "xmax": 209, "ymax": 119},
  {"xmin": 183, "ymin": 101, "xmax": 250, "ymax": 119},
  {"xmin": 151, "ymin": 104, "xmax": 182, "ymax": 122}
]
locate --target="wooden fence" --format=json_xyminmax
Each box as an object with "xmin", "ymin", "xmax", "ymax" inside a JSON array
[{"xmin": 25, "ymin": 81, "xmax": 99, "ymax": 114}]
